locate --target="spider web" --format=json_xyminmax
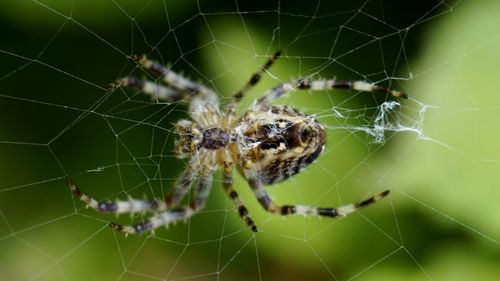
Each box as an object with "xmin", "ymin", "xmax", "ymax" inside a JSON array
[{"xmin": 1, "ymin": 0, "xmax": 500, "ymax": 280}]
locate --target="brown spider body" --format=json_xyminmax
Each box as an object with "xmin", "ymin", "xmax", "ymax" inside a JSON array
[
  {"xmin": 66, "ymin": 51, "xmax": 403, "ymax": 234},
  {"xmin": 238, "ymin": 105, "xmax": 325, "ymax": 185},
  {"xmin": 174, "ymin": 104, "xmax": 325, "ymax": 186}
]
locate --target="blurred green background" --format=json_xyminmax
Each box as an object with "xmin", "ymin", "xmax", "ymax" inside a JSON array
[{"xmin": 1, "ymin": 0, "xmax": 500, "ymax": 280}]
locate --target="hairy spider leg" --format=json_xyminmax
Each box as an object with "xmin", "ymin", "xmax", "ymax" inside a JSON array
[
  {"xmin": 112, "ymin": 55, "xmax": 220, "ymax": 120},
  {"xmin": 222, "ymin": 160, "xmax": 257, "ymax": 232},
  {"xmin": 66, "ymin": 162, "xmax": 198, "ymax": 215},
  {"xmin": 66, "ymin": 176, "xmax": 168, "ymax": 214},
  {"xmin": 226, "ymin": 50, "xmax": 282, "ymax": 115},
  {"xmin": 165, "ymin": 165, "xmax": 196, "ymax": 207},
  {"xmin": 110, "ymin": 171, "xmax": 214, "ymax": 235},
  {"xmin": 134, "ymin": 55, "xmax": 219, "ymax": 103},
  {"xmin": 67, "ymin": 160, "xmax": 217, "ymax": 235},
  {"xmin": 242, "ymin": 169, "xmax": 390, "ymax": 219},
  {"xmin": 112, "ymin": 76, "xmax": 185, "ymax": 103},
  {"xmin": 256, "ymin": 79, "xmax": 407, "ymax": 109}
]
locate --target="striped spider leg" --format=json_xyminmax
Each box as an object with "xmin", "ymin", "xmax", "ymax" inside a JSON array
[
  {"xmin": 243, "ymin": 167, "xmax": 390, "ymax": 218},
  {"xmin": 225, "ymin": 50, "xmax": 282, "ymax": 115},
  {"xmin": 111, "ymin": 54, "xmax": 220, "ymax": 121},
  {"xmin": 256, "ymin": 78, "xmax": 406, "ymax": 110},
  {"xmin": 66, "ymin": 161, "xmax": 215, "ymax": 235}
]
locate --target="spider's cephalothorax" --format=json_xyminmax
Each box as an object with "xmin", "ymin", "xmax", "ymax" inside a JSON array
[{"xmin": 66, "ymin": 50, "xmax": 406, "ymax": 234}]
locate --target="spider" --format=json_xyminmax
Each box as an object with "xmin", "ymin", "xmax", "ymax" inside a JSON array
[{"xmin": 66, "ymin": 50, "xmax": 406, "ymax": 235}]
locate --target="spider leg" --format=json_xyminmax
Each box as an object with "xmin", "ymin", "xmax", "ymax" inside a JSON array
[
  {"xmin": 112, "ymin": 76, "xmax": 185, "ymax": 103},
  {"xmin": 110, "ymin": 171, "xmax": 214, "ymax": 235},
  {"xmin": 165, "ymin": 166, "xmax": 196, "ymax": 207},
  {"xmin": 121, "ymin": 55, "xmax": 220, "ymax": 114},
  {"xmin": 226, "ymin": 50, "xmax": 281, "ymax": 115},
  {"xmin": 222, "ymin": 161, "xmax": 257, "ymax": 232},
  {"xmin": 66, "ymin": 176, "xmax": 167, "ymax": 214},
  {"xmin": 66, "ymin": 161, "xmax": 197, "ymax": 214},
  {"xmin": 189, "ymin": 170, "xmax": 214, "ymax": 210},
  {"xmin": 109, "ymin": 208, "xmax": 194, "ymax": 235},
  {"xmin": 256, "ymin": 79, "xmax": 407, "ymax": 109},
  {"xmin": 243, "ymin": 170, "xmax": 390, "ymax": 219}
]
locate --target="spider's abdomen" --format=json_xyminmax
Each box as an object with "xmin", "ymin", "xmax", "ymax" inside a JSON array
[{"xmin": 242, "ymin": 106, "xmax": 325, "ymax": 185}]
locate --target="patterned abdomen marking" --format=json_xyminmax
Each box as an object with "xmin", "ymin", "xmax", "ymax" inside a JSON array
[{"xmin": 250, "ymin": 107, "xmax": 325, "ymax": 185}]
